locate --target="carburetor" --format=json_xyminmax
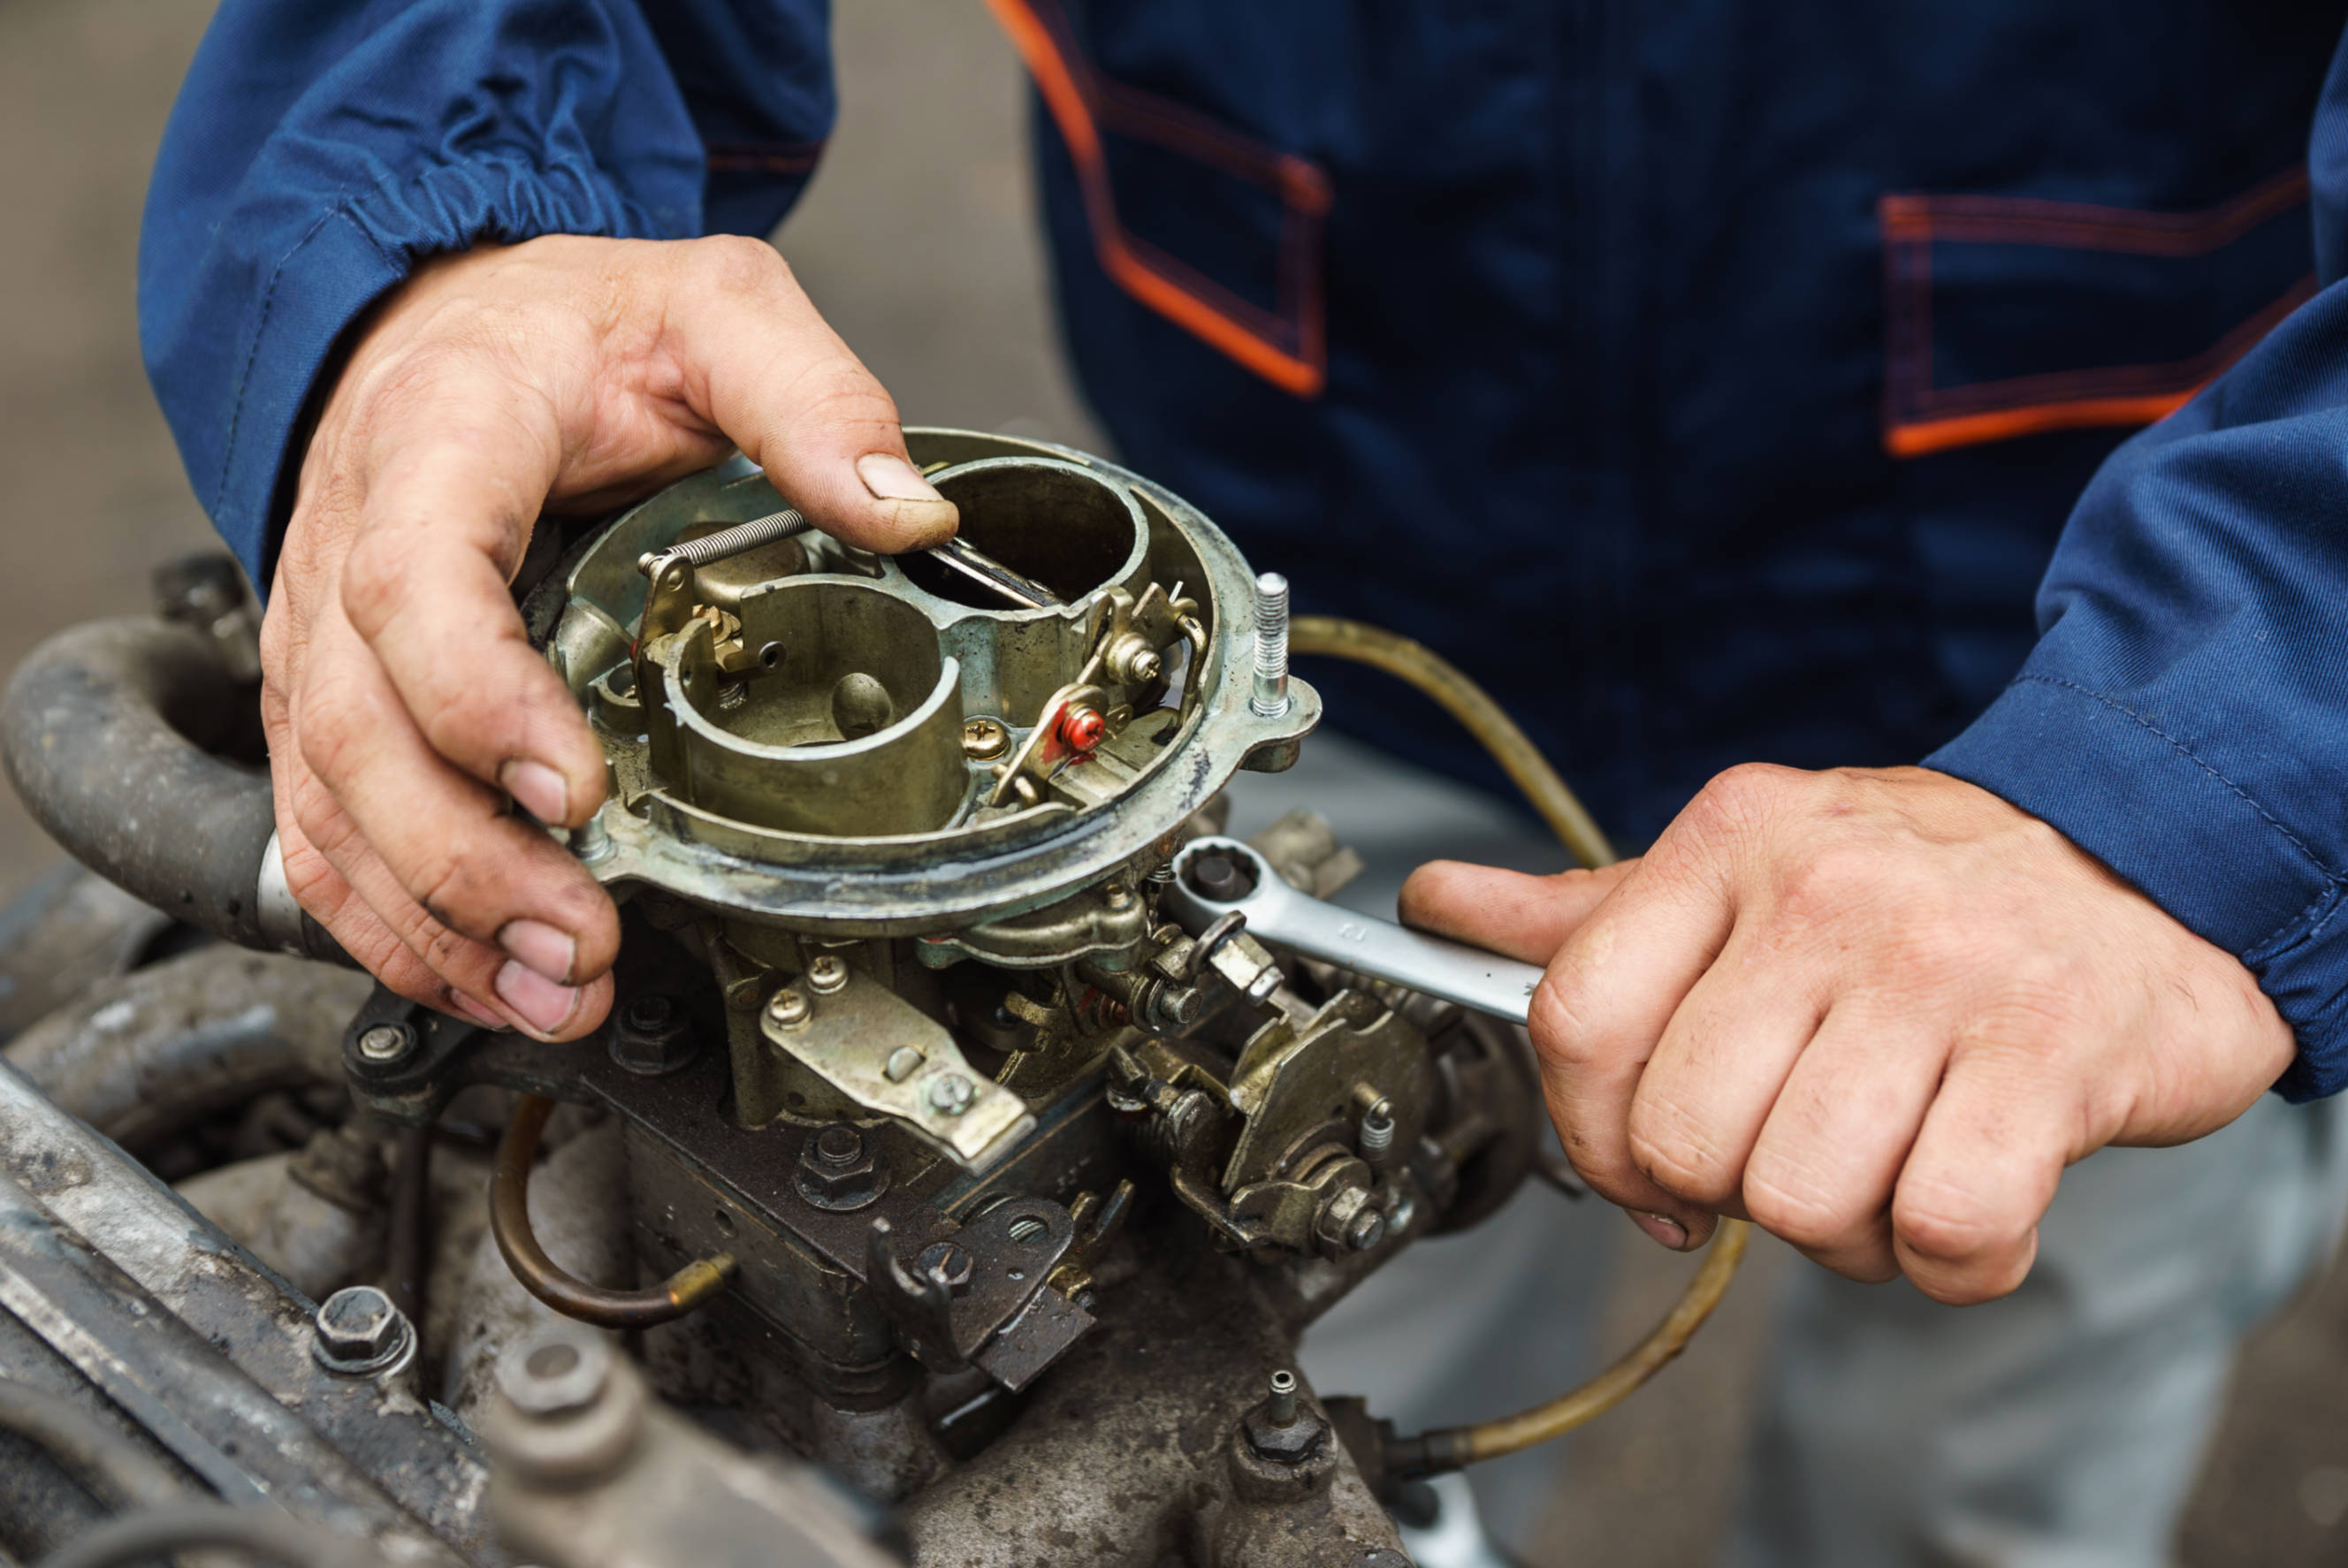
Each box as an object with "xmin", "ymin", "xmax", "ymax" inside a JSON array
[{"xmin": 0, "ymin": 428, "xmax": 1555, "ymax": 1568}]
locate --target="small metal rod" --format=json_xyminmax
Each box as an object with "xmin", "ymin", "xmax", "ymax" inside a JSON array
[
  {"xmin": 0, "ymin": 1379, "xmax": 187, "ymax": 1510},
  {"xmin": 636, "ymin": 507, "xmax": 810, "ymax": 575},
  {"xmin": 385, "ymin": 1123, "xmax": 432, "ymax": 1343},
  {"xmin": 923, "ymin": 537, "xmax": 1064, "ymax": 610},
  {"xmin": 490, "ymin": 1095, "xmax": 736, "ymax": 1328}
]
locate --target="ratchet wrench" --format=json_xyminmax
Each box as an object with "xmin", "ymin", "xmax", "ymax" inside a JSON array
[{"xmin": 1162, "ymin": 836, "xmax": 1546, "ymax": 1024}]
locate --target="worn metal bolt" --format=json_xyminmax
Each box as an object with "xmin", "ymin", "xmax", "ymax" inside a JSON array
[
  {"xmin": 1102, "ymin": 881, "xmax": 1134, "ymax": 911},
  {"xmin": 314, "ymin": 1285, "xmax": 413, "ymax": 1375},
  {"xmin": 918, "ymin": 1240, "xmax": 976, "ymax": 1296},
  {"xmin": 1250, "ymin": 572, "xmax": 1290, "ymax": 719},
  {"xmin": 1267, "ymin": 1368, "xmax": 1300, "ymax": 1427},
  {"xmin": 927, "ymin": 1073, "xmax": 976, "ymax": 1116},
  {"xmin": 884, "ymin": 1046, "xmax": 926, "ymax": 1082},
  {"xmin": 804, "ymin": 955, "xmax": 850, "ymax": 995},
  {"xmin": 766, "ymin": 987, "xmax": 812, "ymax": 1030},
  {"xmin": 815, "ymin": 1124, "xmax": 864, "ymax": 1166},
  {"xmin": 497, "ymin": 1329, "xmax": 614, "ymax": 1418},
  {"xmin": 571, "ymin": 811, "xmax": 615, "ymax": 864},
  {"xmin": 1345, "ymin": 1206, "xmax": 1388, "ymax": 1252},
  {"xmin": 356, "ymin": 1024, "xmax": 414, "ymax": 1066},
  {"xmin": 961, "ymin": 717, "xmax": 1010, "ymax": 760},
  {"xmin": 624, "ymin": 994, "xmax": 675, "ymax": 1032}
]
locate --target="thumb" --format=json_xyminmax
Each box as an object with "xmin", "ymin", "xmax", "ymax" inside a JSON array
[
  {"xmin": 661, "ymin": 237, "xmax": 958, "ymax": 553},
  {"xmin": 1399, "ymin": 858, "xmax": 1639, "ymax": 964}
]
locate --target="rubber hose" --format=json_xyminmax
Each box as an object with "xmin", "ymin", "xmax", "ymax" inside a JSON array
[
  {"xmin": 1288, "ymin": 614, "xmax": 1617, "ymax": 871},
  {"xmin": 0, "ymin": 1380, "xmax": 187, "ymax": 1511},
  {"xmin": 1294, "ymin": 613, "xmax": 1751, "ymax": 1470},
  {"xmin": 33, "ymin": 1501, "xmax": 390, "ymax": 1568},
  {"xmin": 0, "ymin": 616, "xmax": 335, "ymax": 960}
]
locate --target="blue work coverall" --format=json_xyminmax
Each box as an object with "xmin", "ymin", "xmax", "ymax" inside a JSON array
[{"xmin": 136, "ymin": 2, "xmax": 2348, "ymax": 1560}]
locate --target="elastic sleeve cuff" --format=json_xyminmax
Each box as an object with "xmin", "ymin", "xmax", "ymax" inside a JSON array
[
  {"xmin": 186, "ymin": 157, "xmax": 669, "ymax": 590},
  {"xmin": 1926, "ymin": 674, "xmax": 2348, "ymax": 1100}
]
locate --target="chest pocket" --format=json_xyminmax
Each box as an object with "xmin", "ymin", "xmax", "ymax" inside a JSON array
[
  {"xmin": 985, "ymin": 0, "xmax": 1333, "ymax": 398},
  {"xmin": 1879, "ymin": 167, "xmax": 2315, "ymax": 458}
]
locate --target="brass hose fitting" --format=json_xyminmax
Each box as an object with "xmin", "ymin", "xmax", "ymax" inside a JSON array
[{"xmin": 491, "ymin": 1094, "xmax": 736, "ymax": 1328}]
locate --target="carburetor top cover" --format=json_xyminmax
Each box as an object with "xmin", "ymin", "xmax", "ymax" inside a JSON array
[{"xmin": 547, "ymin": 429, "xmax": 1319, "ymax": 935}]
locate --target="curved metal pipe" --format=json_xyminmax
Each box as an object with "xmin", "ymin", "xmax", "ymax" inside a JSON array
[
  {"xmin": 0, "ymin": 614, "xmax": 340, "ymax": 963},
  {"xmin": 490, "ymin": 1095, "xmax": 736, "ymax": 1328}
]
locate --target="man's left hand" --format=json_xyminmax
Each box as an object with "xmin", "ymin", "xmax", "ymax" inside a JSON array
[{"xmin": 1400, "ymin": 765, "xmax": 2293, "ymax": 1304}]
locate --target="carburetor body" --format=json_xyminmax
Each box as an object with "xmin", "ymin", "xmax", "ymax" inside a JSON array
[{"xmin": 0, "ymin": 430, "xmax": 1552, "ymax": 1568}]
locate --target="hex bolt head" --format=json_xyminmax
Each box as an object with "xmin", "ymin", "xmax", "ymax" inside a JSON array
[
  {"xmin": 766, "ymin": 987, "xmax": 812, "ymax": 1030},
  {"xmin": 497, "ymin": 1328, "xmax": 614, "ymax": 1418},
  {"xmin": 356, "ymin": 1024, "xmax": 414, "ymax": 1066},
  {"xmin": 570, "ymin": 812, "xmax": 615, "ymax": 864},
  {"xmin": 927, "ymin": 1073, "xmax": 977, "ymax": 1117},
  {"xmin": 804, "ymin": 955, "xmax": 850, "ymax": 995},
  {"xmin": 314, "ymin": 1285, "xmax": 415, "ymax": 1375}
]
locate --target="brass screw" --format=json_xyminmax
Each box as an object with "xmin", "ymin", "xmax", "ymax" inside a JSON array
[
  {"xmin": 961, "ymin": 718, "xmax": 1010, "ymax": 760},
  {"xmin": 766, "ymin": 988, "xmax": 812, "ymax": 1030}
]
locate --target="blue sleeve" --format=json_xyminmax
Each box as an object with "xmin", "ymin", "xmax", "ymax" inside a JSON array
[
  {"xmin": 1927, "ymin": 31, "xmax": 2348, "ymax": 1100},
  {"xmin": 138, "ymin": 0, "xmax": 835, "ymax": 586}
]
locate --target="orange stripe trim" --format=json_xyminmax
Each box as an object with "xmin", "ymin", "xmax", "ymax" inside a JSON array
[
  {"xmin": 1883, "ymin": 274, "xmax": 2313, "ymax": 458},
  {"xmin": 1887, "ymin": 391, "xmax": 2204, "ymax": 458},
  {"xmin": 1880, "ymin": 168, "xmax": 2311, "ymax": 256},
  {"xmin": 981, "ymin": 0, "xmax": 1326, "ymax": 397}
]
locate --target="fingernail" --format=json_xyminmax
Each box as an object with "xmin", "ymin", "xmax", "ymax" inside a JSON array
[
  {"xmin": 1630, "ymin": 1210, "xmax": 1690, "ymax": 1251},
  {"xmin": 448, "ymin": 989, "xmax": 507, "ymax": 1031},
  {"xmin": 495, "ymin": 959, "xmax": 583, "ymax": 1035},
  {"xmin": 498, "ymin": 918, "xmax": 577, "ymax": 986},
  {"xmin": 501, "ymin": 759, "xmax": 569, "ymax": 825},
  {"xmin": 856, "ymin": 452, "xmax": 945, "ymax": 505}
]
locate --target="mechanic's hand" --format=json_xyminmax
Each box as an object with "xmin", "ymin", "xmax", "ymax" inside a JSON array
[
  {"xmin": 1399, "ymin": 765, "xmax": 2292, "ymax": 1304},
  {"xmin": 265, "ymin": 235, "xmax": 956, "ymax": 1040}
]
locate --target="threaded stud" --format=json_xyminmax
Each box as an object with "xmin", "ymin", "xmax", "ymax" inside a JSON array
[{"xmin": 1250, "ymin": 572, "xmax": 1290, "ymax": 719}]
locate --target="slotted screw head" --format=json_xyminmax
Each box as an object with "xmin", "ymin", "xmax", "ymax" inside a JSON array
[{"xmin": 927, "ymin": 1073, "xmax": 976, "ymax": 1116}]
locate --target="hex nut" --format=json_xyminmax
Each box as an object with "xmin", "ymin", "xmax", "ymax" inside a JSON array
[
  {"xmin": 313, "ymin": 1285, "xmax": 415, "ymax": 1376},
  {"xmin": 498, "ymin": 1330, "xmax": 614, "ymax": 1418},
  {"xmin": 1315, "ymin": 1184, "xmax": 1383, "ymax": 1257},
  {"xmin": 355, "ymin": 1024, "xmax": 414, "ymax": 1066},
  {"xmin": 484, "ymin": 1326, "xmax": 647, "ymax": 1488},
  {"xmin": 794, "ymin": 1127, "xmax": 889, "ymax": 1212},
  {"xmin": 608, "ymin": 992, "xmax": 697, "ymax": 1076}
]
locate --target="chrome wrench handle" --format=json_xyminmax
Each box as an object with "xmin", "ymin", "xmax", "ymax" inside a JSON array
[{"xmin": 1162, "ymin": 836, "xmax": 1546, "ymax": 1024}]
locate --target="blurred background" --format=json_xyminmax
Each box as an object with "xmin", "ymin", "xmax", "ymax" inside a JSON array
[{"xmin": 3, "ymin": 1, "xmax": 2344, "ymax": 1561}]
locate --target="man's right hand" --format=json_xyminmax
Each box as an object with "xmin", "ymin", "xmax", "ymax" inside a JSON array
[{"xmin": 265, "ymin": 234, "xmax": 957, "ymax": 1041}]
